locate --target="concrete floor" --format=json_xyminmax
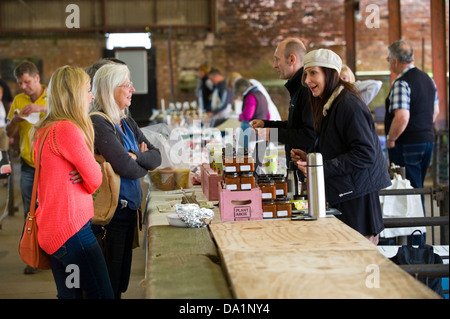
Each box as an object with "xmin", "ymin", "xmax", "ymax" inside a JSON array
[{"xmin": 0, "ymin": 160, "xmax": 146, "ymax": 299}]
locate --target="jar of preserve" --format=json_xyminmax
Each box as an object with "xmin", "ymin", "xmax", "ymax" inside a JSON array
[
  {"xmin": 240, "ymin": 172, "xmax": 256, "ymax": 190},
  {"xmin": 274, "ymin": 176, "xmax": 287, "ymax": 196},
  {"xmin": 259, "ymin": 181, "xmax": 276, "ymax": 199},
  {"xmin": 238, "ymin": 156, "xmax": 255, "ymax": 172},
  {"xmin": 223, "ymin": 156, "xmax": 238, "ymax": 173},
  {"xmin": 224, "ymin": 172, "xmax": 240, "ymax": 191},
  {"xmin": 276, "ymin": 199, "xmax": 292, "ymax": 218},
  {"xmin": 262, "ymin": 200, "xmax": 276, "ymax": 219}
]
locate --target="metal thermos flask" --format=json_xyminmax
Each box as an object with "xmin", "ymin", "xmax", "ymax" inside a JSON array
[{"xmin": 307, "ymin": 153, "xmax": 326, "ymax": 218}]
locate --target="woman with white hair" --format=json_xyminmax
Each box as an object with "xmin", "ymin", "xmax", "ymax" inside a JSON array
[
  {"xmin": 291, "ymin": 49, "xmax": 390, "ymax": 245},
  {"xmin": 90, "ymin": 63, "xmax": 161, "ymax": 298}
]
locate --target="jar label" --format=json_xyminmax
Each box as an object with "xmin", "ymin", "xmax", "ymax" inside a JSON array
[
  {"xmin": 241, "ymin": 183, "xmax": 251, "ymax": 190},
  {"xmin": 277, "ymin": 210, "xmax": 288, "ymax": 217},
  {"xmin": 263, "ymin": 211, "xmax": 274, "ymax": 218},
  {"xmin": 225, "ymin": 166, "xmax": 237, "ymax": 172}
]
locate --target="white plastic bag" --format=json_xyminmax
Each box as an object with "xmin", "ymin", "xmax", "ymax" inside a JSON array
[{"xmin": 380, "ymin": 174, "xmax": 426, "ymax": 238}]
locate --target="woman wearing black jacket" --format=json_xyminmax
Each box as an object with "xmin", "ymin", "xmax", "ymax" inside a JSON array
[
  {"xmin": 90, "ymin": 63, "xmax": 161, "ymax": 298},
  {"xmin": 291, "ymin": 49, "xmax": 391, "ymax": 245}
]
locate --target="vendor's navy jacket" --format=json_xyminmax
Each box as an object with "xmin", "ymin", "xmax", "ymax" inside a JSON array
[{"xmin": 315, "ymin": 88, "xmax": 391, "ymax": 206}]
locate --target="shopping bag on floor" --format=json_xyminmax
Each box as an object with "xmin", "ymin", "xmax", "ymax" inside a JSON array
[
  {"xmin": 390, "ymin": 230, "xmax": 444, "ymax": 297},
  {"xmin": 379, "ymin": 174, "xmax": 426, "ymax": 238}
]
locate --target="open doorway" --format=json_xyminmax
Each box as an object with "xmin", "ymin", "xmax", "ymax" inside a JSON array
[{"xmin": 104, "ymin": 33, "xmax": 157, "ymax": 127}]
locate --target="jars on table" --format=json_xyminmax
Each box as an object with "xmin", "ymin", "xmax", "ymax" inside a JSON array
[
  {"xmin": 240, "ymin": 172, "xmax": 256, "ymax": 190},
  {"xmin": 259, "ymin": 180, "xmax": 276, "ymax": 199},
  {"xmin": 262, "ymin": 200, "xmax": 276, "ymax": 219},
  {"xmin": 224, "ymin": 172, "xmax": 240, "ymax": 191},
  {"xmin": 276, "ymin": 199, "xmax": 292, "ymax": 218}
]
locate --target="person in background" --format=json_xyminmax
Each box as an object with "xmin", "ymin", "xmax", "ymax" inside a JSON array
[
  {"xmin": 6, "ymin": 61, "xmax": 47, "ymax": 274},
  {"xmin": 195, "ymin": 64, "xmax": 213, "ymax": 113},
  {"xmin": 30, "ymin": 66, "xmax": 113, "ymax": 298},
  {"xmin": 207, "ymin": 68, "xmax": 234, "ymax": 126},
  {"xmin": 291, "ymin": 49, "xmax": 391, "ymax": 245},
  {"xmin": 86, "ymin": 58, "xmax": 126, "ymax": 87},
  {"xmin": 250, "ymin": 38, "xmax": 315, "ymax": 166},
  {"xmin": 234, "ymin": 77, "xmax": 270, "ymax": 126},
  {"xmin": 0, "ymin": 86, "xmax": 8, "ymax": 151},
  {"xmin": 384, "ymin": 40, "xmax": 440, "ymax": 244},
  {"xmin": 90, "ymin": 63, "xmax": 161, "ymax": 298},
  {"xmin": 234, "ymin": 77, "xmax": 270, "ymax": 149},
  {"xmin": 0, "ymin": 74, "xmax": 13, "ymax": 116},
  {"xmin": 340, "ymin": 64, "xmax": 382, "ymax": 105}
]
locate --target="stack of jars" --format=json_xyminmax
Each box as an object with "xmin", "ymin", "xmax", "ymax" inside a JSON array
[
  {"xmin": 222, "ymin": 150, "xmax": 256, "ymax": 191},
  {"xmin": 258, "ymin": 174, "xmax": 292, "ymax": 219}
]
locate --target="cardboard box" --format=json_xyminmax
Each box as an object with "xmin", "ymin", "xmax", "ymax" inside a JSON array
[
  {"xmin": 218, "ymin": 182, "xmax": 262, "ymax": 222},
  {"xmin": 201, "ymin": 163, "xmax": 222, "ymax": 201}
]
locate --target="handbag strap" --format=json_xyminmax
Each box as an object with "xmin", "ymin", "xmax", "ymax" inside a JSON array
[{"xmin": 28, "ymin": 128, "xmax": 50, "ymax": 218}]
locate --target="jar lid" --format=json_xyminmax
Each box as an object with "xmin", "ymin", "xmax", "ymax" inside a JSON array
[
  {"xmin": 225, "ymin": 172, "xmax": 239, "ymax": 177},
  {"xmin": 241, "ymin": 171, "xmax": 254, "ymax": 176}
]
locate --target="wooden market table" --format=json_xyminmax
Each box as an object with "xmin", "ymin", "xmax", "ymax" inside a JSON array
[{"xmin": 144, "ymin": 187, "xmax": 440, "ymax": 299}]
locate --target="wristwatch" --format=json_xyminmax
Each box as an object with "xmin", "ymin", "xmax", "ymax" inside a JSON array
[{"xmin": 387, "ymin": 135, "xmax": 396, "ymax": 143}]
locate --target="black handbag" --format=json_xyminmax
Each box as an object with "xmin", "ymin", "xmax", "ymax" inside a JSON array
[{"xmin": 390, "ymin": 230, "xmax": 444, "ymax": 297}]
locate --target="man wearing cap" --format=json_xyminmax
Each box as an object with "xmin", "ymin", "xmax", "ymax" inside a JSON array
[
  {"xmin": 291, "ymin": 49, "xmax": 390, "ymax": 245},
  {"xmin": 250, "ymin": 38, "xmax": 315, "ymax": 167}
]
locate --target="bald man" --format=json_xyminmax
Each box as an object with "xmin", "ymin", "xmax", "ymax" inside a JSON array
[{"xmin": 251, "ymin": 38, "xmax": 315, "ymax": 165}]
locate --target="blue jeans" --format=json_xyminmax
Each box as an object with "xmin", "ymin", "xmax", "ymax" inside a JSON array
[
  {"xmin": 50, "ymin": 221, "xmax": 114, "ymax": 299},
  {"xmin": 388, "ymin": 142, "xmax": 433, "ymax": 245},
  {"xmin": 20, "ymin": 161, "xmax": 35, "ymax": 219},
  {"xmin": 388, "ymin": 142, "xmax": 434, "ymax": 190}
]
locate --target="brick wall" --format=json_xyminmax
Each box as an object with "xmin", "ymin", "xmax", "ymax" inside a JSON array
[{"xmin": 0, "ymin": 0, "xmax": 447, "ymax": 121}]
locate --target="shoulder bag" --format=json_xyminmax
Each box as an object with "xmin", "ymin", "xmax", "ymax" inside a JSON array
[
  {"xmin": 19, "ymin": 128, "xmax": 52, "ymax": 270},
  {"xmin": 90, "ymin": 112, "xmax": 121, "ymax": 226}
]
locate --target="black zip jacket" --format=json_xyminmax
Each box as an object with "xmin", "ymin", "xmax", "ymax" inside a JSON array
[{"xmin": 317, "ymin": 89, "xmax": 391, "ymax": 206}]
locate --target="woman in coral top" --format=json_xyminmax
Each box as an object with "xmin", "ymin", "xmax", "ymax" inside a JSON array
[{"xmin": 31, "ymin": 66, "xmax": 113, "ymax": 299}]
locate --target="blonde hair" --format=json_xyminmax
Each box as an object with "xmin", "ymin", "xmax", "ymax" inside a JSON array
[
  {"xmin": 90, "ymin": 64, "xmax": 130, "ymax": 124},
  {"xmin": 340, "ymin": 64, "xmax": 356, "ymax": 83},
  {"xmin": 226, "ymin": 72, "xmax": 242, "ymax": 89},
  {"xmin": 31, "ymin": 66, "xmax": 95, "ymax": 152}
]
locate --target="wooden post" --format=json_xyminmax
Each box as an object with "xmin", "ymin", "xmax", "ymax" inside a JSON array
[
  {"xmin": 430, "ymin": 0, "xmax": 448, "ymax": 130},
  {"xmin": 344, "ymin": 0, "xmax": 356, "ymax": 73},
  {"xmin": 388, "ymin": 0, "xmax": 402, "ymax": 83}
]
